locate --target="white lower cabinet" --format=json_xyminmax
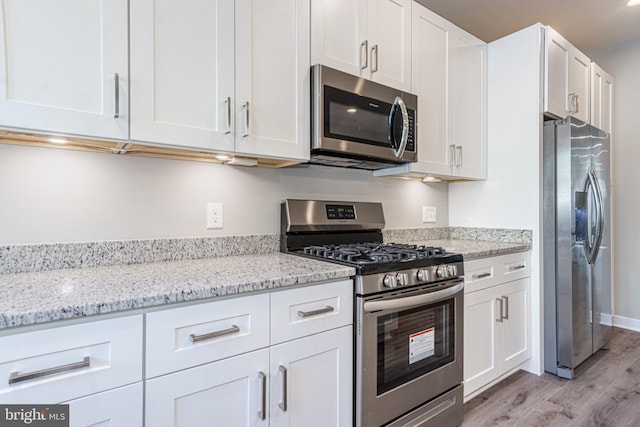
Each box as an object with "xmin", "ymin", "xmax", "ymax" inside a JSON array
[
  {"xmin": 65, "ymin": 383, "xmax": 143, "ymax": 427},
  {"xmin": 269, "ymin": 326, "xmax": 352, "ymax": 427},
  {"xmin": 146, "ymin": 349, "xmax": 270, "ymax": 427},
  {"xmin": 463, "ymin": 253, "xmax": 531, "ymax": 400},
  {"xmin": 144, "ymin": 279, "xmax": 353, "ymax": 426}
]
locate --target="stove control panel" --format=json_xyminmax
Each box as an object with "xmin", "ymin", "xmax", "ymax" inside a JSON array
[{"xmin": 375, "ymin": 261, "xmax": 464, "ymax": 292}]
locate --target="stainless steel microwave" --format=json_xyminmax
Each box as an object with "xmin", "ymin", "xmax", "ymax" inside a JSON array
[{"xmin": 310, "ymin": 64, "xmax": 417, "ymax": 170}]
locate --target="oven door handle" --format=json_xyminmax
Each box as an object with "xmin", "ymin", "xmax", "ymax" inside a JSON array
[{"xmin": 363, "ymin": 282, "xmax": 463, "ymax": 313}]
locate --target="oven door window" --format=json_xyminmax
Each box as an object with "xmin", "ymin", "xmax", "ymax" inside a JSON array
[{"xmin": 377, "ymin": 299, "xmax": 455, "ymax": 395}]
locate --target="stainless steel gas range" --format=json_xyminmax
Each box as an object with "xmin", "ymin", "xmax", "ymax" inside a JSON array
[{"xmin": 281, "ymin": 199, "xmax": 464, "ymax": 427}]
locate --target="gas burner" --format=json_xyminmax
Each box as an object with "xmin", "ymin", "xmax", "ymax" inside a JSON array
[{"xmin": 298, "ymin": 242, "xmax": 447, "ymax": 266}]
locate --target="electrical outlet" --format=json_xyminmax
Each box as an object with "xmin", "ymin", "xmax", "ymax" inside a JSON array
[
  {"xmin": 422, "ymin": 206, "xmax": 437, "ymax": 223},
  {"xmin": 207, "ymin": 202, "xmax": 223, "ymax": 229}
]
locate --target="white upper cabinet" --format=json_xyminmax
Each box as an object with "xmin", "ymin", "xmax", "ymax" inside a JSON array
[
  {"xmin": 311, "ymin": 0, "xmax": 411, "ymax": 91},
  {"xmin": 449, "ymin": 27, "xmax": 487, "ymax": 179},
  {"xmin": 591, "ymin": 62, "xmax": 614, "ymax": 135},
  {"xmin": 0, "ymin": 0, "xmax": 129, "ymax": 140},
  {"xmin": 234, "ymin": 0, "xmax": 310, "ymax": 160},
  {"xmin": 130, "ymin": 0, "xmax": 310, "ymax": 161},
  {"xmin": 375, "ymin": 3, "xmax": 486, "ymax": 180},
  {"xmin": 544, "ymin": 26, "xmax": 590, "ymax": 123},
  {"xmin": 129, "ymin": 0, "xmax": 235, "ymax": 152}
]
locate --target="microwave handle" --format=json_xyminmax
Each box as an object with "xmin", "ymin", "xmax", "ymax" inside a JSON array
[{"xmin": 390, "ymin": 96, "xmax": 409, "ymax": 159}]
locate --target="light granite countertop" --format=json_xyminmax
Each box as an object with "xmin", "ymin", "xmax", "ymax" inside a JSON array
[
  {"xmin": 0, "ymin": 230, "xmax": 531, "ymax": 331},
  {"xmin": 416, "ymin": 239, "xmax": 530, "ymax": 260},
  {"xmin": 0, "ymin": 253, "xmax": 355, "ymax": 330}
]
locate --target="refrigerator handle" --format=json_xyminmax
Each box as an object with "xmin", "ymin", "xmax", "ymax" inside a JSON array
[
  {"xmin": 584, "ymin": 169, "xmax": 604, "ymax": 264},
  {"xmin": 590, "ymin": 169, "xmax": 605, "ymax": 262}
]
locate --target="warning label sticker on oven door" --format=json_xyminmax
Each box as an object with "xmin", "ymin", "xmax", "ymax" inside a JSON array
[{"xmin": 409, "ymin": 327, "xmax": 435, "ymax": 364}]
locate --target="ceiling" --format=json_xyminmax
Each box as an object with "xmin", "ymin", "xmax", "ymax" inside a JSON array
[{"xmin": 415, "ymin": 0, "xmax": 640, "ymax": 53}]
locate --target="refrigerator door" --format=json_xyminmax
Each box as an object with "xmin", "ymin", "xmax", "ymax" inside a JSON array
[
  {"xmin": 589, "ymin": 125, "xmax": 612, "ymax": 353},
  {"xmin": 556, "ymin": 117, "xmax": 593, "ymax": 371}
]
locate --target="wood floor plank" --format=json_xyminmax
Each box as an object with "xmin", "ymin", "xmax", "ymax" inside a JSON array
[{"xmin": 463, "ymin": 328, "xmax": 640, "ymax": 426}]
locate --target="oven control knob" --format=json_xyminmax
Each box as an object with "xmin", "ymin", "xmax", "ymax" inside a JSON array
[
  {"xmin": 447, "ymin": 265, "xmax": 458, "ymax": 276},
  {"xmin": 383, "ymin": 274, "xmax": 398, "ymax": 288},
  {"xmin": 436, "ymin": 266, "xmax": 448, "ymax": 278},
  {"xmin": 417, "ymin": 269, "xmax": 430, "ymax": 282},
  {"xmin": 397, "ymin": 273, "xmax": 409, "ymax": 286}
]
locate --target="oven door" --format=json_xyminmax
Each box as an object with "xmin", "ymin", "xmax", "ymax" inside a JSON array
[{"xmin": 356, "ymin": 280, "xmax": 463, "ymax": 427}]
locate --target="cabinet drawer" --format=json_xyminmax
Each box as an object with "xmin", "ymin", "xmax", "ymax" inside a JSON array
[
  {"xmin": 270, "ymin": 280, "xmax": 353, "ymax": 345},
  {"xmin": 499, "ymin": 252, "xmax": 530, "ymax": 282},
  {"xmin": 464, "ymin": 258, "xmax": 498, "ymax": 293},
  {"xmin": 145, "ymin": 293, "xmax": 269, "ymax": 378},
  {"xmin": 0, "ymin": 315, "xmax": 143, "ymax": 404},
  {"xmin": 464, "ymin": 252, "xmax": 530, "ymax": 293}
]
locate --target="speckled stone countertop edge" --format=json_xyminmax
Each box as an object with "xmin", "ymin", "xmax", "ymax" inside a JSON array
[{"xmin": 0, "ymin": 253, "xmax": 355, "ymax": 330}]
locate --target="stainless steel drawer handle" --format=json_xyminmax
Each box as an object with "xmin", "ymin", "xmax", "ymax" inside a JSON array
[
  {"xmin": 258, "ymin": 371, "xmax": 266, "ymax": 420},
  {"xmin": 502, "ymin": 296, "xmax": 509, "ymax": 320},
  {"xmin": 297, "ymin": 305, "xmax": 334, "ymax": 318},
  {"xmin": 224, "ymin": 97, "xmax": 232, "ymax": 134},
  {"xmin": 472, "ymin": 272, "xmax": 491, "ymax": 279},
  {"xmin": 496, "ymin": 298, "xmax": 504, "ymax": 323},
  {"xmin": 189, "ymin": 325, "xmax": 239, "ymax": 343},
  {"xmin": 279, "ymin": 365, "xmax": 288, "ymax": 412},
  {"xmin": 9, "ymin": 356, "xmax": 91, "ymax": 385},
  {"xmin": 114, "ymin": 73, "xmax": 120, "ymax": 119},
  {"xmin": 509, "ymin": 265, "xmax": 526, "ymax": 271}
]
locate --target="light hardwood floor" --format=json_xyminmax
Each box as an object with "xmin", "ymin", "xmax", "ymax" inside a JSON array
[{"xmin": 462, "ymin": 327, "xmax": 640, "ymax": 426}]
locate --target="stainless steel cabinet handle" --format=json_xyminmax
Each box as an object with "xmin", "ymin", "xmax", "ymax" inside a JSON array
[
  {"xmin": 568, "ymin": 92, "xmax": 578, "ymax": 114},
  {"xmin": 456, "ymin": 145, "xmax": 463, "ymax": 167},
  {"xmin": 371, "ymin": 44, "xmax": 379, "ymax": 73},
  {"xmin": 114, "ymin": 73, "xmax": 120, "ymax": 119},
  {"xmin": 298, "ymin": 305, "xmax": 334, "ymax": 318},
  {"xmin": 224, "ymin": 97, "xmax": 232, "ymax": 134},
  {"xmin": 360, "ymin": 40, "xmax": 368, "ymax": 70},
  {"xmin": 189, "ymin": 325, "xmax": 239, "ymax": 342},
  {"xmin": 449, "ymin": 144, "xmax": 456, "ymax": 166},
  {"xmin": 278, "ymin": 365, "xmax": 288, "ymax": 412},
  {"xmin": 258, "ymin": 371, "xmax": 266, "ymax": 420},
  {"xmin": 496, "ymin": 298, "xmax": 503, "ymax": 322},
  {"xmin": 509, "ymin": 265, "xmax": 526, "ymax": 271},
  {"xmin": 472, "ymin": 272, "xmax": 491, "ymax": 279},
  {"xmin": 9, "ymin": 356, "xmax": 91, "ymax": 385},
  {"xmin": 242, "ymin": 101, "xmax": 250, "ymax": 137},
  {"xmin": 502, "ymin": 296, "xmax": 509, "ymax": 320}
]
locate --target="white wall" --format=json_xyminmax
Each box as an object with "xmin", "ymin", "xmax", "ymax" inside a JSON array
[
  {"xmin": 0, "ymin": 143, "xmax": 448, "ymax": 244},
  {"xmin": 590, "ymin": 36, "xmax": 640, "ymax": 329},
  {"xmin": 449, "ymin": 24, "xmax": 544, "ymax": 375}
]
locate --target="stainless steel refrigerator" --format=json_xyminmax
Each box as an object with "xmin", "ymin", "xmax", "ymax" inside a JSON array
[{"xmin": 543, "ymin": 116, "xmax": 612, "ymax": 379}]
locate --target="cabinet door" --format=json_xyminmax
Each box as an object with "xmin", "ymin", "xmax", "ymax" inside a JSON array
[
  {"xmin": 146, "ymin": 349, "xmax": 269, "ymax": 427},
  {"xmin": 569, "ymin": 48, "xmax": 590, "ymax": 123},
  {"xmin": 130, "ymin": 0, "xmax": 235, "ymax": 152},
  {"xmin": 544, "ymin": 27, "xmax": 570, "ymax": 119},
  {"xmin": 463, "ymin": 286, "xmax": 500, "ymax": 398},
  {"xmin": 367, "ymin": 0, "xmax": 412, "ymax": 91},
  {"xmin": 269, "ymin": 326, "xmax": 353, "ymax": 427},
  {"xmin": 65, "ymin": 383, "xmax": 142, "ymax": 427},
  {"xmin": 499, "ymin": 278, "xmax": 530, "ymax": 373},
  {"xmin": 449, "ymin": 27, "xmax": 487, "ymax": 179},
  {"xmin": 234, "ymin": 0, "xmax": 310, "ymax": 161},
  {"xmin": 410, "ymin": 4, "xmax": 451, "ymax": 176},
  {"xmin": 591, "ymin": 63, "xmax": 614, "ymax": 134},
  {"xmin": 0, "ymin": 0, "xmax": 128, "ymax": 140},
  {"xmin": 310, "ymin": 0, "xmax": 367, "ymax": 77}
]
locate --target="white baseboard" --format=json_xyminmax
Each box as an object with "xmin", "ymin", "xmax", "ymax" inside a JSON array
[{"xmin": 613, "ymin": 315, "xmax": 640, "ymax": 332}]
